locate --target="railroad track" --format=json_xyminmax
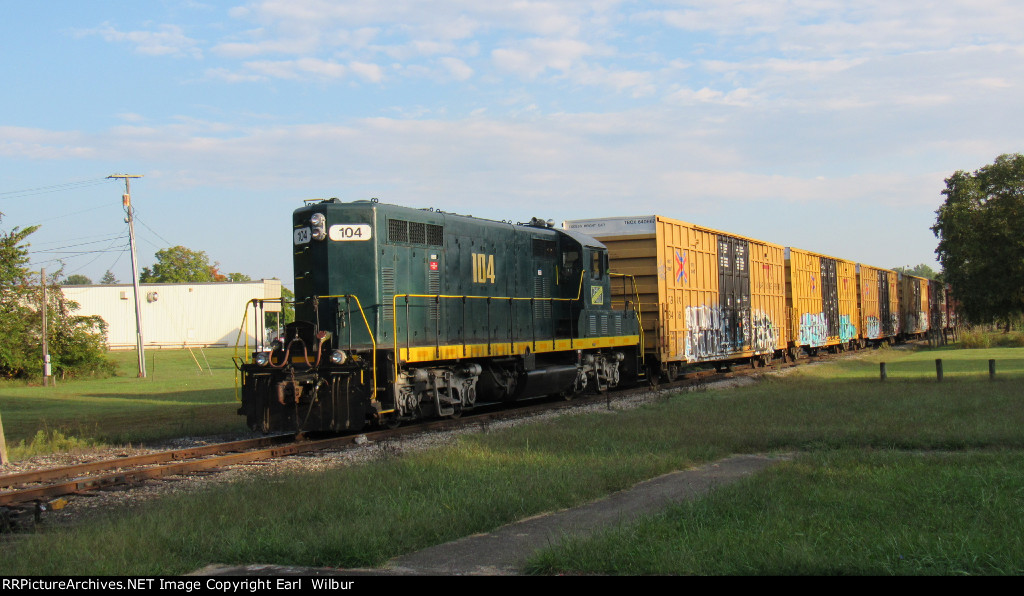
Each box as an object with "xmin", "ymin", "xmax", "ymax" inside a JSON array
[{"xmin": 0, "ymin": 350, "xmax": 844, "ymax": 531}]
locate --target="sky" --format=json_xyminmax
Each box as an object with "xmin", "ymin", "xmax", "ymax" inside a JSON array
[{"xmin": 1, "ymin": 1, "xmax": 1022, "ymax": 291}]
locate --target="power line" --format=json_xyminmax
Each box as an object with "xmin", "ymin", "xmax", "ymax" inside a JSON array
[
  {"xmin": 133, "ymin": 214, "xmax": 175, "ymax": 248},
  {"xmin": 30, "ymin": 234, "xmax": 128, "ymax": 254},
  {"xmin": 0, "ymin": 177, "xmax": 114, "ymax": 201}
]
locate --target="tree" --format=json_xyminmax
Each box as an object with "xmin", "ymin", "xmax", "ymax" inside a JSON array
[
  {"xmin": 265, "ymin": 285, "xmax": 295, "ymax": 332},
  {"xmin": 893, "ymin": 264, "xmax": 939, "ymax": 280},
  {"xmin": 100, "ymin": 270, "xmax": 118, "ymax": 284},
  {"xmin": 0, "ymin": 217, "xmax": 113, "ymax": 379},
  {"xmin": 0, "ymin": 223, "xmax": 39, "ymax": 377},
  {"xmin": 932, "ymin": 153, "xmax": 1024, "ymax": 327},
  {"xmin": 140, "ymin": 246, "xmax": 218, "ymax": 283},
  {"xmin": 140, "ymin": 246, "xmax": 251, "ymax": 284},
  {"xmin": 63, "ymin": 274, "xmax": 93, "ymax": 285}
]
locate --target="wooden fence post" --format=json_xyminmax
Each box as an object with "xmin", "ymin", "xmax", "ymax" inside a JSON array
[{"xmin": 0, "ymin": 410, "xmax": 9, "ymax": 466}]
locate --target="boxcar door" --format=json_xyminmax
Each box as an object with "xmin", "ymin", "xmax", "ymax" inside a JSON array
[
  {"xmin": 878, "ymin": 270, "xmax": 894, "ymax": 336},
  {"xmin": 717, "ymin": 235, "xmax": 751, "ymax": 352},
  {"xmin": 820, "ymin": 257, "xmax": 840, "ymax": 340}
]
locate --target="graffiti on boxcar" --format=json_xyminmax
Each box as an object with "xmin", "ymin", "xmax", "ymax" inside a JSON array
[
  {"xmin": 799, "ymin": 312, "xmax": 827, "ymax": 347},
  {"xmin": 683, "ymin": 305, "xmax": 778, "ymax": 361},
  {"xmin": 675, "ymin": 250, "xmax": 688, "ymax": 284},
  {"xmin": 839, "ymin": 314, "xmax": 856, "ymax": 343},
  {"xmin": 750, "ymin": 310, "xmax": 779, "ymax": 354},
  {"xmin": 865, "ymin": 315, "xmax": 881, "ymax": 339},
  {"xmin": 684, "ymin": 305, "xmax": 728, "ymax": 361},
  {"xmin": 904, "ymin": 311, "xmax": 929, "ymax": 334},
  {"xmin": 917, "ymin": 311, "xmax": 929, "ymax": 333}
]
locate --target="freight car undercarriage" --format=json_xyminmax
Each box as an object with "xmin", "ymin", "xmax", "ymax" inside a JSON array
[{"xmin": 239, "ymin": 348, "xmax": 628, "ymax": 434}]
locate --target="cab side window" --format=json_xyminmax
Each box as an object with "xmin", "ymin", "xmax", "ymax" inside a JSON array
[
  {"xmin": 591, "ymin": 249, "xmax": 605, "ymax": 280},
  {"xmin": 563, "ymin": 250, "xmax": 580, "ymax": 279}
]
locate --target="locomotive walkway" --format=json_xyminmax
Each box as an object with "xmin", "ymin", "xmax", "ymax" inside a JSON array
[{"xmin": 196, "ymin": 452, "xmax": 789, "ymax": 576}]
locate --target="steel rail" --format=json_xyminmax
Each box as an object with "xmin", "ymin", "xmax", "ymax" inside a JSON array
[{"xmin": 0, "ymin": 435, "xmax": 295, "ymax": 490}]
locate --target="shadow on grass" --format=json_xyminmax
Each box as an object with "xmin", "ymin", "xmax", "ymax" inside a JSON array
[{"xmin": 0, "ymin": 387, "xmax": 248, "ymax": 449}]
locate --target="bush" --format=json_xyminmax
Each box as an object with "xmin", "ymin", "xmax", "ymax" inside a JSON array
[
  {"xmin": 0, "ymin": 221, "xmax": 116, "ymax": 380},
  {"xmin": 959, "ymin": 328, "xmax": 1024, "ymax": 349},
  {"xmin": 992, "ymin": 332, "xmax": 1024, "ymax": 348},
  {"xmin": 960, "ymin": 329, "xmax": 991, "ymax": 349}
]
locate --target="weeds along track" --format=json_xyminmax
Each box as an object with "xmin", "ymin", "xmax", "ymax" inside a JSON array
[{"xmin": 0, "ymin": 349, "xmax": 849, "ymax": 532}]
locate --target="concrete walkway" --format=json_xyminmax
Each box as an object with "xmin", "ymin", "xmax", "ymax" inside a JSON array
[{"xmin": 196, "ymin": 453, "xmax": 790, "ymax": 576}]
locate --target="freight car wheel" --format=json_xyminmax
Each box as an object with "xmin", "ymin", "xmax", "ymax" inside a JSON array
[{"xmin": 646, "ymin": 364, "xmax": 660, "ymax": 387}]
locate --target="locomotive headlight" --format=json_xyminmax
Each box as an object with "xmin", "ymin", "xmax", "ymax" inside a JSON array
[
  {"xmin": 310, "ymin": 213, "xmax": 327, "ymax": 241},
  {"xmin": 329, "ymin": 350, "xmax": 347, "ymax": 365},
  {"xmin": 253, "ymin": 352, "xmax": 270, "ymax": 367}
]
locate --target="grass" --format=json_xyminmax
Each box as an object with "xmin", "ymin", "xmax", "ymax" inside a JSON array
[
  {"xmin": 525, "ymin": 449, "xmax": 1024, "ymax": 575},
  {"xmin": 0, "ymin": 348, "xmax": 246, "ymax": 457},
  {"xmin": 1, "ymin": 343, "xmax": 1023, "ymax": 575}
]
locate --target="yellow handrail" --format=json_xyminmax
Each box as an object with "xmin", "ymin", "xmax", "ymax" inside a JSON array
[
  {"xmin": 317, "ymin": 294, "xmax": 378, "ymax": 402},
  {"xmin": 609, "ymin": 272, "xmax": 645, "ymax": 365},
  {"xmin": 232, "ymin": 297, "xmax": 285, "ymax": 401},
  {"xmin": 391, "ymin": 271, "xmax": 588, "ymax": 382}
]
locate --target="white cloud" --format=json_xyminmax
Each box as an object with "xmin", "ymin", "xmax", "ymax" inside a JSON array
[
  {"xmin": 492, "ymin": 38, "xmax": 597, "ymax": 78},
  {"xmin": 0, "ymin": 127, "xmax": 95, "ymax": 160},
  {"xmin": 668, "ymin": 86, "xmax": 756, "ymax": 106},
  {"xmin": 439, "ymin": 57, "xmax": 474, "ymax": 81},
  {"xmin": 349, "ymin": 61, "xmax": 384, "ymax": 82},
  {"xmin": 241, "ymin": 58, "xmax": 348, "ymax": 80},
  {"xmin": 86, "ymin": 24, "xmax": 202, "ymax": 58}
]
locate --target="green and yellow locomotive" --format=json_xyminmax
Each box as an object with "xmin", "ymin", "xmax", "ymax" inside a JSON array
[{"xmin": 238, "ymin": 199, "xmax": 642, "ymax": 433}]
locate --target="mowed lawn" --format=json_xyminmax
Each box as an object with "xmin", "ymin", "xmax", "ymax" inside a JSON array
[
  {"xmin": 0, "ymin": 342, "xmax": 1022, "ymax": 575},
  {"xmin": 0, "ymin": 348, "xmax": 249, "ymax": 454}
]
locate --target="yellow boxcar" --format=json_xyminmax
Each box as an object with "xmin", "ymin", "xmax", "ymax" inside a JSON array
[
  {"xmin": 564, "ymin": 215, "xmax": 787, "ymax": 375},
  {"xmin": 856, "ymin": 264, "xmax": 900, "ymax": 343},
  {"xmin": 785, "ymin": 247, "xmax": 858, "ymax": 354},
  {"xmin": 898, "ymin": 273, "xmax": 931, "ymax": 337}
]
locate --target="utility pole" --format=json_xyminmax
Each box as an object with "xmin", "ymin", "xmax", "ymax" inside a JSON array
[
  {"xmin": 41, "ymin": 268, "xmax": 50, "ymax": 386},
  {"xmin": 108, "ymin": 174, "xmax": 146, "ymax": 378}
]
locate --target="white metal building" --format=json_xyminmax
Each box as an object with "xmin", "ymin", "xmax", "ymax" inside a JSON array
[{"xmin": 61, "ymin": 280, "xmax": 282, "ymax": 350}]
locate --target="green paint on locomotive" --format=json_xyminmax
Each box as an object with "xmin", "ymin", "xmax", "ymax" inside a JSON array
[{"xmin": 290, "ymin": 199, "xmax": 636, "ymax": 355}]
